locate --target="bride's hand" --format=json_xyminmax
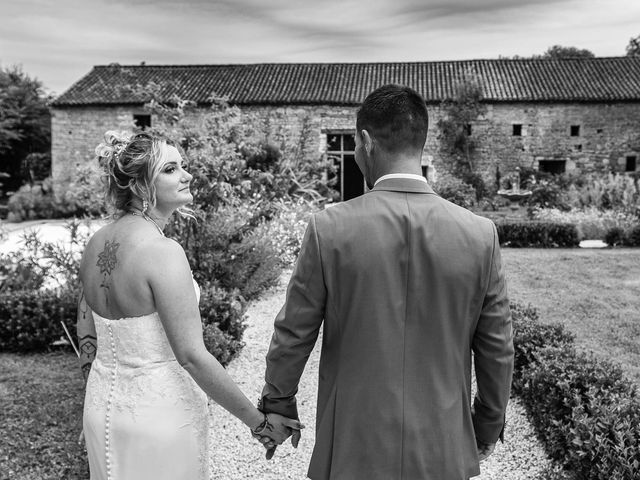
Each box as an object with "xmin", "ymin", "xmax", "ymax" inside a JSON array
[
  {"xmin": 263, "ymin": 412, "xmax": 304, "ymax": 444},
  {"xmin": 251, "ymin": 413, "xmax": 304, "ymax": 459}
]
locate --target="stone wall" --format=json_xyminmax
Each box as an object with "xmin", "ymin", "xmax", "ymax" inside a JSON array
[
  {"xmin": 51, "ymin": 106, "xmax": 145, "ymax": 183},
  {"xmin": 51, "ymin": 101, "xmax": 640, "ymax": 189},
  {"xmin": 467, "ymin": 102, "xmax": 640, "ymax": 182}
]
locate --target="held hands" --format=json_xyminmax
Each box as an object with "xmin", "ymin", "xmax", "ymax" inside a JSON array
[
  {"xmin": 251, "ymin": 412, "xmax": 304, "ymax": 460},
  {"xmin": 476, "ymin": 439, "xmax": 496, "ymax": 462}
]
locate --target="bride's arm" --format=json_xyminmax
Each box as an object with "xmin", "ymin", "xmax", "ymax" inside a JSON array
[
  {"xmin": 147, "ymin": 239, "xmax": 301, "ymax": 443},
  {"xmin": 77, "ymin": 287, "xmax": 97, "ymax": 384}
]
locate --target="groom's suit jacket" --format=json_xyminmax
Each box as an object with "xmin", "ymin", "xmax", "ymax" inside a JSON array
[{"xmin": 261, "ymin": 177, "xmax": 514, "ymax": 480}]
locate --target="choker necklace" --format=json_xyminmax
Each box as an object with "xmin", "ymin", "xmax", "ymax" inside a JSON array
[{"xmin": 128, "ymin": 210, "xmax": 165, "ymax": 237}]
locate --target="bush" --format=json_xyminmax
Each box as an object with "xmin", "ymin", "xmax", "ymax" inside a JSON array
[
  {"xmin": 7, "ymin": 169, "xmax": 105, "ymax": 221},
  {"xmin": 510, "ymin": 302, "xmax": 574, "ymax": 380},
  {"xmin": 510, "ymin": 301, "xmax": 640, "ymax": 479},
  {"xmin": 532, "ymin": 207, "xmax": 637, "ymax": 241},
  {"xmin": 0, "ymin": 287, "xmax": 77, "ymax": 352},
  {"xmin": 518, "ymin": 347, "xmax": 640, "ymax": 479},
  {"xmin": 248, "ymin": 198, "xmax": 312, "ymax": 266},
  {"xmin": 604, "ymin": 224, "xmax": 640, "ymax": 247},
  {"xmin": 566, "ymin": 173, "xmax": 640, "ymax": 215},
  {"xmin": 525, "ymin": 180, "xmax": 571, "ymax": 212},
  {"xmin": 604, "ymin": 227, "xmax": 626, "ymax": 247},
  {"xmin": 433, "ymin": 171, "xmax": 477, "ymax": 208},
  {"xmin": 624, "ymin": 224, "xmax": 640, "ymax": 247},
  {"xmin": 496, "ymin": 221, "xmax": 579, "ymax": 247},
  {"xmin": 168, "ymin": 202, "xmax": 285, "ymax": 301},
  {"xmin": 199, "ymin": 283, "xmax": 247, "ymax": 366},
  {"xmin": 7, "ymin": 180, "xmax": 59, "ymax": 221},
  {"xmin": 0, "ymin": 251, "xmax": 47, "ymax": 292}
]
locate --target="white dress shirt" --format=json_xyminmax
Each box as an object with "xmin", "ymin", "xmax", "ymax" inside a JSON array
[{"xmin": 373, "ymin": 173, "xmax": 428, "ymax": 187}]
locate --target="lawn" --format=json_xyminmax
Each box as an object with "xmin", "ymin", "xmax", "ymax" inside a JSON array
[
  {"xmin": 0, "ymin": 352, "xmax": 88, "ymax": 479},
  {"xmin": 502, "ymin": 247, "xmax": 640, "ymax": 384},
  {"xmin": 1, "ymin": 248, "xmax": 638, "ymax": 479}
]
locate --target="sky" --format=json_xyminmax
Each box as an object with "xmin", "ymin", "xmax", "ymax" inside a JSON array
[{"xmin": 2, "ymin": 0, "xmax": 639, "ymax": 96}]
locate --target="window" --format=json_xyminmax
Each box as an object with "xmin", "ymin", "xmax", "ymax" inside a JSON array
[
  {"xmin": 326, "ymin": 132, "xmax": 363, "ymax": 201},
  {"xmin": 626, "ymin": 156, "xmax": 637, "ymax": 172},
  {"xmin": 570, "ymin": 125, "xmax": 580, "ymax": 137},
  {"xmin": 133, "ymin": 114, "xmax": 151, "ymax": 130},
  {"xmin": 464, "ymin": 124, "xmax": 472, "ymax": 135},
  {"xmin": 512, "ymin": 124, "xmax": 522, "ymax": 136},
  {"xmin": 539, "ymin": 160, "xmax": 566, "ymax": 174}
]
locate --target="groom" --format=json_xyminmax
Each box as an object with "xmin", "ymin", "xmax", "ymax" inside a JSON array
[{"xmin": 260, "ymin": 84, "xmax": 514, "ymax": 479}]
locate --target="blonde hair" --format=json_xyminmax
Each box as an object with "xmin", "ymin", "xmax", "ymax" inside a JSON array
[{"xmin": 96, "ymin": 130, "xmax": 173, "ymax": 214}]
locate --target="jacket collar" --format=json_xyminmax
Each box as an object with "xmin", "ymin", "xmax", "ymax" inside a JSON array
[{"xmin": 369, "ymin": 177, "xmax": 436, "ymax": 195}]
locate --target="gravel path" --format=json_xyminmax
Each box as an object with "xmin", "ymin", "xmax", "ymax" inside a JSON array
[{"xmin": 209, "ymin": 271, "xmax": 554, "ymax": 479}]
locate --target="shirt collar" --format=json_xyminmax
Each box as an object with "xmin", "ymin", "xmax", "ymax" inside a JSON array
[{"xmin": 374, "ymin": 173, "xmax": 428, "ymax": 187}]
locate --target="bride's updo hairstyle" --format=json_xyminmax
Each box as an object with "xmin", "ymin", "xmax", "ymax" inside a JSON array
[{"xmin": 96, "ymin": 130, "xmax": 172, "ymax": 214}]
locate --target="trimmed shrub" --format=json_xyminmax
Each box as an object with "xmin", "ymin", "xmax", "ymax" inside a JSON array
[
  {"xmin": 510, "ymin": 302, "xmax": 574, "ymax": 380},
  {"xmin": 496, "ymin": 221, "xmax": 579, "ymax": 247},
  {"xmin": 624, "ymin": 224, "xmax": 640, "ymax": 247},
  {"xmin": 518, "ymin": 347, "xmax": 640, "ymax": 480},
  {"xmin": 0, "ymin": 287, "xmax": 77, "ymax": 352},
  {"xmin": 605, "ymin": 227, "xmax": 626, "ymax": 247},
  {"xmin": 510, "ymin": 301, "xmax": 640, "ymax": 479}
]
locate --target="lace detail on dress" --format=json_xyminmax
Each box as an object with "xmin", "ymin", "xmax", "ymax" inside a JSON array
[{"xmin": 84, "ymin": 279, "xmax": 210, "ymax": 479}]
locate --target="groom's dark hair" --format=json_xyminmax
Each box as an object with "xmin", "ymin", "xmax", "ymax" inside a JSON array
[{"xmin": 356, "ymin": 84, "xmax": 429, "ymax": 154}]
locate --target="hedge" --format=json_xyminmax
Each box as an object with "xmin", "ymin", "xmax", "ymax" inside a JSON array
[
  {"xmin": 0, "ymin": 288, "xmax": 77, "ymax": 352},
  {"xmin": 0, "ymin": 284, "xmax": 247, "ymax": 367},
  {"xmin": 605, "ymin": 224, "xmax": 640, "ymax": 247},
  {"xmin": 496, "ymin": 222, "xmax": 580, "ymax": 247},
  {"xmin": 511, "ymin": 302, "xmax": 640, "ymax": 479}
]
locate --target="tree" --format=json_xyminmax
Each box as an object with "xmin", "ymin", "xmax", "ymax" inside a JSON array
[
  {"xmin": 626, "ymin": 34, "xmax": 640, "ymax": 56},
  {"xmin": 0, "ymin": 65, "xmax": 52, "ymax": 191},
  {"xmin": 539, "ymin": 45, "xmax": 595, "ymax": 59}
]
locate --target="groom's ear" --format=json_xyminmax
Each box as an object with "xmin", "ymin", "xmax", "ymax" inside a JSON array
[{"xmin": 361, "ymin": 129, "xmax": 374, "ymax": 155}]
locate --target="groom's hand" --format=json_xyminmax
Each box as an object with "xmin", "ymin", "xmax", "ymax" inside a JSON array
[
  {"xmin": 251, "ymin": 413, "xmax": 304, "ymax": 460},
  {"xmin": 257, "ymin": 426, "xmax": 302, "ymax": 460},
  {"xmin": 476, "ymin": 439, "xmax": 496, "ymax": 461}
]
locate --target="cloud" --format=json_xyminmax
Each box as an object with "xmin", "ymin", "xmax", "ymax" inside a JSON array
[{"xmin": 2, "ymin": 0, "xmax": 639, "ymax": 93}]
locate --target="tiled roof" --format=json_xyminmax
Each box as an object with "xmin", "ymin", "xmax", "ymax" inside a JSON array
[{"xmin": 52, "ymin": 57, "xmax": 640, "ymax": 107}]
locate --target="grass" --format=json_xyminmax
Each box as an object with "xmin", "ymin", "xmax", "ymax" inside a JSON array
[
  {"xmin": 1, "ymin": 248, "xmax": 638, "ymax": 478},
  {"xmin": 0, "ymin": 351, "xmax": 88, "ymax": 479},
  {"xmin": 502, "ymin": 247, "xmax": 640, "ymax": 385}
]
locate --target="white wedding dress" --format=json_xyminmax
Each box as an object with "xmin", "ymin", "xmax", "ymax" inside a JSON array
[{"xmin": 83, "ymin": 283, "xmax": 210, "ymax": 480}]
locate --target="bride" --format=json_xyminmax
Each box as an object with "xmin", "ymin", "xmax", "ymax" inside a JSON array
[{"xmin": 76, "ymin": 130, "xmax": 301, "ymax": 480}]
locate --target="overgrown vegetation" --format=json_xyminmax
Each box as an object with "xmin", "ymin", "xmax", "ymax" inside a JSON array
[
  {"xmin": 1, "ymin": 90, "xmax": 329, "ymax": 364},
  {"xmin": 437, "ymin": 72, "xmax": 489, "ymax": 202}
]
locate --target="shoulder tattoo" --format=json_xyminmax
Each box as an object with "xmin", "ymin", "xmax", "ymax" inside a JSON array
[{"xmin": 97, "ymin": 239, "xmax": 120, "ymax": 291}]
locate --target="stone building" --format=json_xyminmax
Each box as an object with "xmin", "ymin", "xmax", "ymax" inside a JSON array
[{"xmin": 51, "ymin": 57, "xmax": 640, "ymax": 201}]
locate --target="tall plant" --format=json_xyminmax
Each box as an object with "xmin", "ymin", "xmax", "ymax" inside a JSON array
[
  {"xmin": 137, "ymin": 90, "xmax": 331, "ymax": 298},
  {"xmin": 437, "ymin": 72, "xmax": 487, "ymax": 176}
]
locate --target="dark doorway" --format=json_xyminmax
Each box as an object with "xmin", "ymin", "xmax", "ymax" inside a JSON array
[
  {"xmin": 326, "ymin": 133, "xmax": 364, "ymax": 201},
  {"xmin": 133, "ymin": 114, "xmax": 151, "ymax": 130},
  {"xmin": 538, "ymin": 160, "xmax": 566, "ymax": 174}
]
